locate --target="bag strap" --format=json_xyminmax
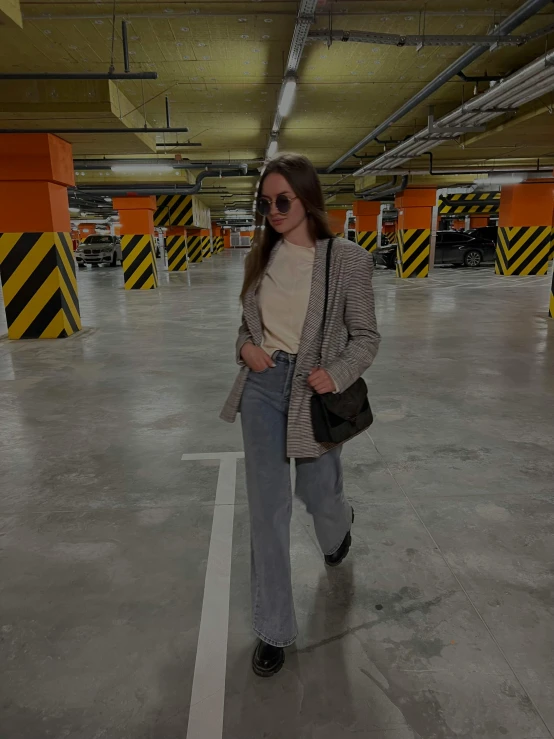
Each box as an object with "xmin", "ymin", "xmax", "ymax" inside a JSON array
[{"xmin": 317, "ymin": 237, "xmax": 334, "ymax": 366}]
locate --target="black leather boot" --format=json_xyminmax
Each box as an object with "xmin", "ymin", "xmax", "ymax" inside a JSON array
[
  {"xmin": 252, "ymin": 640, "xmax": 285, "ymax": 677},
  {"xmin": 325, "ymin": 508, "xmax": 354, "ymax": 567}
]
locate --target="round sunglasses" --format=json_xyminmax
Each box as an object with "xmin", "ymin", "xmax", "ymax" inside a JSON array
[{"xmin": 257, "ymin": 194, "xmax": 298, "ymax": 217}]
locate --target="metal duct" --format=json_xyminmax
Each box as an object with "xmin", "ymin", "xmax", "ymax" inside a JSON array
[
  {"xmin": 75, "ymin": 169, "xmax": 246, "ymax": 196},
  {"xmin": 327, "ymin": 0, "xmax": 552, "ymax": 172},
  {"xmin": 362, "ymin": 176, "xmax": 408, "ymax": 201},
  {"xmin": 73, "ymin": 159, "xmax": 251, "ymax": 172}
]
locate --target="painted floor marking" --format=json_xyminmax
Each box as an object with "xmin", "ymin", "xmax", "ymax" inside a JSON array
[{"xmin": 182, "ymin": 451, "xmax": 244, "ymax": 739}]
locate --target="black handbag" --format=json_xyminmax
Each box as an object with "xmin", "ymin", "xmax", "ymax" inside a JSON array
[{"xmin": 310, "ymin": 238, "xmax": 374, "ymax": 444}]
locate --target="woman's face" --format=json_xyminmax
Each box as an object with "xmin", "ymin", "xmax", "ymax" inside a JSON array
[{"xmin": 260, "ymin": 172, "xmax": 307, "ymax": 235}]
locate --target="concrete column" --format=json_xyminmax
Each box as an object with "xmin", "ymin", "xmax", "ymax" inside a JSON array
[
  {"xmin": 496, "ymin": 183, "xmax": 554, "ymax": 276},
  {"xmin": 0, "ymin": 133, "xmax": 82, "ymax": 339},
  {"xmin": 394, "ymin": 189, "xmax": 436, "ymax": 278},
  {"xmin": 470, "ymin": 216, "xmax": 489, "ymax": 228},
  {"xmin": 223, "ymin": 230, "xmax": 231, "ymax": 250},
  {"xmin": 165, "ymin": 226, "xmax": 188, "ymax": 272},
  {"xmin": 212, "ymin": 225, "xmax": 223, "ymax": 254},
  {"xmin": 200, "ymin": 229, "xmax": 211, "ymax": 260},
  {"xmin": 327, "ymin": 209, "xmax": 347, "ymax": 238},
  {"xmin": 113, "ymin": 196, "xmax": 158, "ymax": 290},
  {"xmin": 353, "ymin": 201, "xmax": 380, "ymax": 252},
  {"xmin": 186, "ymin": 229, "xmax": 203, "ymax": 263}
]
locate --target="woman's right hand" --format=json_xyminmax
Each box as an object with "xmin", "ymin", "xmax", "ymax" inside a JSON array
[{"xmin": 240, "ymin": 343, "xmax": 276, "ymax": 373}]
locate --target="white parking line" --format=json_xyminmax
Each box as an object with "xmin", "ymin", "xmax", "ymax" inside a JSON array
[{"xmin": 182, "ymin": 451, "xmax": 244, "ymax": 739}]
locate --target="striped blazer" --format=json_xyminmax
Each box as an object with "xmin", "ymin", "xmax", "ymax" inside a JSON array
[{"xmin": 220, "ymin": 237, "xmax": 381, "ymax": 458}]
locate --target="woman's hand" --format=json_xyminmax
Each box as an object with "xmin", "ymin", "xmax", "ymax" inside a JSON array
[
  {"xmin": 240, "ymin": 343, "xmax": 276, "ymax": 373},
  {"xmin": 308, "ymin": 368, "xmax": 336, "ymax": 395}
]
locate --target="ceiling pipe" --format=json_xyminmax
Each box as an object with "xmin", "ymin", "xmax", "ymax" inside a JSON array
[
  {"xmin": 362, "ymin": 176, "xmax": 408, "ymax": 201},
  {"xmin": 0, "ymin": 72, "xmax": 157, "ymax": 80},
  {"xmin": 358, "ymin": 176, "xmax": 399, "ymax": 197},
  {"xmin": 327, "ymin": 0, "xmax": 552, "ymax": 173},
  {"xmin": 355, "ymin": 47, "xmax": 554, "ymax": 176},
  {"xmin": 309, "ymin": 30, "xmax": 528, "ymax": 47},
  {"xmin": 0, "ymin": 126, "xmax": 189, "ymax": 134},
  {"xmin": 75, "ymin": 168, "xmax": 247, "ymax": 196},
  {"xmin": 121, "ymin": 20, "xmax": 130, "ymax": 75},
  {"xmin": 73, "ymin": 159, "xmax": 251, "ymax": 171}
]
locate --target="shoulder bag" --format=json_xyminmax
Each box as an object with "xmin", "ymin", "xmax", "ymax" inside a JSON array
[{"xmin": 310, "ymin": 238, "xmax": 374, "ymax": 444}]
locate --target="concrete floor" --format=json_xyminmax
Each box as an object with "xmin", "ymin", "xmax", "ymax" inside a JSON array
[{"xmin": 0, "ymin": 252, "xmax": 553, "ymax": 739}]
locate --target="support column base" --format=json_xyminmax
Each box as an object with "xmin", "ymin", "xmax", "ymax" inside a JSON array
[
  {"xmin": 356, "ymin": 231, "xmax": 378, "ymax": 252},
  {"xmin": 495, "ymin": 226, "xmax": 552, "ymax": 276},
  {"xmin": 187, "ymin": 233, "xmax": 203, "ymax": 263},
  {"xmin": 396, "ymin": 229, "xmax": 430, "ymax": 278},
  {"xmin": 166, "ymin": 234, "xmax": 188, "ymax": 272},
  {"xmin": 121, "ymin": 235, "xmax": 158, "ymax": 289},
  {"xmin": 0, "ymin": 232, "xmax": 81, "ymax": 339}
]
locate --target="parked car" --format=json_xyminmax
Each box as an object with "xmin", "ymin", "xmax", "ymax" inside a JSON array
[
  {"xmin": 375, "ymin": 230, "xmax": 496, "ymax": 270},
  {"xmin": 466, "ymin": 225, "xmax": 498, "ymax": 244},
  {"xmin": 435, "ymin": 230, "xmax": 496, "ymax": 267},
  {"xmin": 76, "ymin": 235, "xmax": 122, "ymax": 268}
]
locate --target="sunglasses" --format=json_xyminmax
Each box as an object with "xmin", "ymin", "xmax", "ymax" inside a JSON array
[{"xmin": 257, "ymin": 194, "xmax": 298, "ymax": 217}]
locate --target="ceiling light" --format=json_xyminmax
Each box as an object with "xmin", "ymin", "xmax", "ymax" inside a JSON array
[
  {"xmin": 69, "ymin": 207, "xmax": 81, "ymax": 214},
  {"xmin": 267, "ymin": 139, "xmax": 278, "ymax": 159},
  {"xmin": 277, "ymin": 76, "xmax": 296, "ymax": 117},
  {"xmin": 111, "ymin": 164, "xmax": 174, "ymax": 174},
  {"xmin": 477, "ymin": 174, "xmax": 525, "ymax": 185}
]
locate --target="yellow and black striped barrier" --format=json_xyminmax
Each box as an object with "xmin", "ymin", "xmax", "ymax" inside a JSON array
[
  {"xmin": 121, "ymin": 234, "xmax": 158, "ymax": 289},
  {"xmin": 202, "ymin": 234, "xmax": 211, "ymax": 260},
  {"xmin": 396, "ymin": 229, "xmax": 430, "ymax": 278},
  {"xmin": 166, "ymin": 235, "xmax": 188, "ymax": 272},
  {"xmin": 438, "ymin": 192, "xmax": 500, "ymax": 215},
  {"xmin": 154, "ymin": 195, "xmax": 194, "ymax": 228},
  {"xmin": 187, "ymin": 234, "xmax": 203, "ymax": 263},
  {"xmin": 495, "ymin": 226, "xmax": 552, "ymax": 276},
  {"xmin": 0, "ymin": 231, "xmax": 81, "ymax": 340},
  {"xmin": 549, "ymin": 267, "xmax": 554, "ymax": 319},
  {"xmin": 215, "ymin": 235, "xmax": 224, "ymax": 253},
  {"xmin": 356, "ymin": 231, "xmax": 378, "ymax": 252}
]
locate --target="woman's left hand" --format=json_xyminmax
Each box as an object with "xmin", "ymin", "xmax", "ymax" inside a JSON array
[{"xmin": 308, "ymin": 368, "xmax": 336, "ymax": 395}]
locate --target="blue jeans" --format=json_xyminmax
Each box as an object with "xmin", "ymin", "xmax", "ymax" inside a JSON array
[{"xmin": 240, "ymin": 351, "xmax": 352, "ymax": 647}]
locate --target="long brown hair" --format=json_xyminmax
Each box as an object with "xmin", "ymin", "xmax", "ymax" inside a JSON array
[{"xmin": 240, "ymin": 152, "xmax": 333, "ymax": 301}]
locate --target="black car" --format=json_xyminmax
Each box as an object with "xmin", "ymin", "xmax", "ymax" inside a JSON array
[
  {"xmin": 435, "ymin": 230, "xmax": 496, "ymax": 267},
  {"xmin": 375, "ymin": 230, "xmax": 496, "ymax": 270}
]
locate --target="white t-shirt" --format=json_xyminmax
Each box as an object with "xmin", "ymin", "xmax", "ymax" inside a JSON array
[{"xmin": 259, "ymin": 239, "xmax": 315, "ymax": 357}]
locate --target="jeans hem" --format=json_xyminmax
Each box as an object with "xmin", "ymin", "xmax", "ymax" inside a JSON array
[{"xmin": 254, "ymin": 627, "xmax": 297, "ymax": 649}]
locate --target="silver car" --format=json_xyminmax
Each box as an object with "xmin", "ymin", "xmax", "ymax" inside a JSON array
[{"xmin": 76, "ymin": 235, "xmax": 122, "ymax": 268}]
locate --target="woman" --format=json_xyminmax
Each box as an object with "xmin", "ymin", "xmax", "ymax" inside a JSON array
[{"xmin": 221, "ymin": 153, "xmax": 380, "ymax": 677}]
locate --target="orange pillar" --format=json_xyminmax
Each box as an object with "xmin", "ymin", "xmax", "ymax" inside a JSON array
[
  {"xmin": 223, "ymin": 230, "xmax": 231, "ymax": 250},
  {"xmin": 200, "ymin": 228, "xmax": 211, "ymax": 260},
  {"xmin": 496, "ymin": 183, "xmax": 554, "ymax": 276},
  {"xmin": 394, "ymin": 189, "xmax": 435, "ymax": 278},
  {"xmin": 113, "ymin": 196, "xmax": 158, "ymax": 290},
  {"xmin": 470, "ymin": 215, "xmax": 489, "ymax": 229},
  {"xmin": 0, "ymin": 133, "xmax": 81, "ymax": 339},
  {"xmin": 353, "ymin": 200, "xmax": 380, "ymax": 252},
  {"xmin": 327, "ymin": 209, "xmax": 347, "ymax": 238},
  {"xmin": 212, "ymin": 225, "xmax": 223, "ymax": 254},
  {"xmin": 165, "ymin": 225, "xmax": 188, "ymax": 272}
]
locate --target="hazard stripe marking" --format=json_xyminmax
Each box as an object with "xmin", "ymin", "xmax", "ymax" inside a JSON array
[{"xmin": 0, "ymin": 232, "xmax": 81, "ymax": 339}]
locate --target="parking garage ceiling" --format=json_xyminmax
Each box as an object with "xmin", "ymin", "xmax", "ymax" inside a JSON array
[{"xmin": 1, "ymin": 0, "xmax": 554, "ymax": 218}]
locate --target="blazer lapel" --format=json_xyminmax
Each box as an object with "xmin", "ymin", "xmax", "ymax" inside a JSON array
[
  {"xmin": 243, "ymin": 240, "xmax": 283, "ymax": 346},
  {"xmin": 296, "ymin": 238, "xmax": 328, "ymax": 369}
]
